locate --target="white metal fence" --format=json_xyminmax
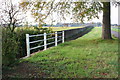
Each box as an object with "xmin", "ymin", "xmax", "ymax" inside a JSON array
[{"xmin": 26, "ymin": 31, "xmax": 64, "ymax": 57}]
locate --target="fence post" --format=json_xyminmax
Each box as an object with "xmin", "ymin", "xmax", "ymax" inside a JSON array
[
  {"xmin": 44, "ymin": 33, "xmax": 47, "ymax": 50},
  {"xmin": 55, "ymin": 32, "xmax": 57, "ymax": 46},
  {"xmin": 26, "ymin": 34, "xmax": 30, "ymax": 57},
  {"xmin": 62, "ymin": 31, "xmax": 64, "ymax": 43}
]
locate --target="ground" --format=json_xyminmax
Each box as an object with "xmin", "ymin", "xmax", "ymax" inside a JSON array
[{"xmin": 2, "ymin": 27, "xmax": 119, "ymax": 78}]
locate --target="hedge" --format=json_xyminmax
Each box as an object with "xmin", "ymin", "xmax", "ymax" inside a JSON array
[{"xmin": 2, "ymin": 27, "xmax": 54, "ymax": 66}]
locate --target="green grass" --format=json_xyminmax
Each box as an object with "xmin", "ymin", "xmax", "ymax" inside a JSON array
[
  {"xmin": 16, "ymin": 26, "xmax": 83, "ymax": 31},
  {"xmin": 112, "ymin": 28, "xmax": 120, "ymax": 32},
  {"xmin": 3, "ymin": 27, "xmax": 118, "ymax": 78},
  {"xmin": 49, "ymin": 26, "xmax": 83, "ymax": 31}
]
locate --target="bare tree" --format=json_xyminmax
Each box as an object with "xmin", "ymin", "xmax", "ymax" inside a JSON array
[
  {"xmin": 0, "ymin": 0, "xmax": 25, "ymax": 32},
  {"xmin": 20, "ymin": 0, "xmax": 62, "ymax": 27}
]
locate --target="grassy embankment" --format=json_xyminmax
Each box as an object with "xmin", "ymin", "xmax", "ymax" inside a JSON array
[{"xmin": 3, "ymin": 27, "xmax": 118, "ymax": 78}]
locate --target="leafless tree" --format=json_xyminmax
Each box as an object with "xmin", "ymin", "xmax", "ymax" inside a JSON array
[{"xmin": 0, "ymin": 0, "xmax": 26, "ymax": 32}]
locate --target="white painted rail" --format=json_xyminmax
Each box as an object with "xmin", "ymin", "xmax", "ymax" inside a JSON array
[{"xmin": 26, "ymin": 31, "xmax": 64, "ymax": 57}]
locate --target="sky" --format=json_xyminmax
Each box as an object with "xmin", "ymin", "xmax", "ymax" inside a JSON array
[
  {"xmin": 111, "ymin": 5, "xmax": 118, "ymax": 24},
  {"xmin": 24, "ymin": 2, "xmax": 119, "ymax": 25},
  {"xmin": 0, "ymin": 0, "xmax": 119, "ymax": 25},
  {"xmin": 89, "ymin": 5, "xmax": 118, "ymax": 24}
]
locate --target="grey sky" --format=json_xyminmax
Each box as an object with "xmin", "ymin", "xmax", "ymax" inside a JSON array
[
  {"xmin": 23, "ymin": 2, "xmax": 119, "ymax": 25},
  {"xmin": 0, "ymin": 0, "xmax": 119, "ymax": 25}
]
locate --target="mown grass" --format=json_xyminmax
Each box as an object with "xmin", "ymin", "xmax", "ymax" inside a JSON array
[
  {"xmin": 3, "ymin": 27, "xmax": 118, "ymax": 78},
  {"xmin": 112, "ymin": 28, "xmax": 120, "ymax": 32}
]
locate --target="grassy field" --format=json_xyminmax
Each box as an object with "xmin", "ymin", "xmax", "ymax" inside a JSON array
[
  {"xmin": 49, "ymin": 26, "xmax": 83, "ymax": 31},
  {"xmin": 16, "ymin": 26, "xmax": 83, "ymax": 31},
  {"xmin": 112, "ymin": 28, "xmax": 120, "ymax": 32},
  {"xmin": 112, "ymin": 26, "xmax": 120, "ymax": 32},
  {"xmin": 3, "ymin": 27, "xmax": 118, "ymax": 78}
]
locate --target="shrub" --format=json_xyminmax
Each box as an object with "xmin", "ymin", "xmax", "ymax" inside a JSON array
[
  {"xmin": 15, "ymin": 27, "xmax": 54, "ymax": 58},
  {"xmin": 2, "ymin": 27, "xmax": 54, "ymax": 66},
  {"xmin": 2, "ymin": 28, "xmax": 19, "ymax": 66}
]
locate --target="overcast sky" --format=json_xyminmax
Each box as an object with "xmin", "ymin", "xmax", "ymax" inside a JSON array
[
  {"xmin": 0, "ymin": 0, "xmax": 119, "ymax": 25},
  {"xmin": 24, "ymin": 2, "xmax": 119, "ymax": 25}
]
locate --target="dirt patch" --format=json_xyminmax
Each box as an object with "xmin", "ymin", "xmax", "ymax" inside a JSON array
[{"xmin": 2, "ymin": 61, "xmax": 48, "ymax": 78}]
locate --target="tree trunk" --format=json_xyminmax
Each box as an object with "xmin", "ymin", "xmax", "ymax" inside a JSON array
[{"xmin": 102, "ymin": 2, "xmax": 112, "ymax": 39}]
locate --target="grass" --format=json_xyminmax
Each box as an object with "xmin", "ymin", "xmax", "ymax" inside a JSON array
[
  {"xmin": 16, "ymin": 26, "xmax": 83, "ymax": 31},
  {"xmin": 112, "ymin": 28, "xmax": 120, "ymax": 32},
  {"xmin": 3, "ymin": 27, "xmax": 118, "ymax": 78},
  {"xmin": 49, "ymin": 26, "xmax": 83, "ymax": 31}
]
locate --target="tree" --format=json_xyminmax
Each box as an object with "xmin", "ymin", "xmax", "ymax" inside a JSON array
[
  {"xmin": 20, "ymin": 0, "xmax": 119, "ymax": 39},
  {"xmin": 57, "ymin": 1, "xmax": 119, "ymax": 39},
  {"xmin": 71, "ymin": 2, "xmax": 113, "ymax": 39},
  {"xmin": 102, "ymin": 2, "xmax": 112, "ymax": 39},
  {"xmin": 102, "ymin": 1, "xmax": 120, "ymax": 39},
  {"xmin": 0, "ymin": 0, "xmax": 25, "ymax": 32},
  {"xmin": 20, "ymin": 0, "xmax": 58, "ymax": 27},
  {"xmin": 20, "ymin": 0, "xmax": 72, "ymax": 27}
]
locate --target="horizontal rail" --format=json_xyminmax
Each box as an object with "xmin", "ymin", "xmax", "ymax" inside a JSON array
[
  {"xmin": 47, "ymin": 33, "xmax": 55, "ymax": 35},
  {"xmin": 29, "ymin": 32, "xmax": 62, "ymax": 37},
  {"xmin": 57, "ymin": 40, "xmax": 62, "ymax": 42},
  {"xmin": 47, "ymin": 37, "xmax": 55, "ymax": 40},
  {"xmin": 29, "ymin": 34, "xmax": 44, "ymax": 37},
  {"xmin": 47, "ymin": 42, "xmax": 55, "ymax": 45},
  {"xmin": 58, "ymin": 36, "xmax": 62, "ymax": 38},
  {"xmin": 30, "ymin": 45, "xmax": 44, "ymax": 50},
  {"xmin": 57, "ymin": 32, "xmax": 62, "ymax": 34},
  {"xmin": 30, "ymin": 39, "xmax": 44, "ymax": 44}
]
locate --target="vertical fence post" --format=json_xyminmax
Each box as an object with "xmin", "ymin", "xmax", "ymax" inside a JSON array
[
  {"xmin": 26, "ymin": 34, "xmax": 30, "ymax": 57},
  {"xmin": 44, "ymin": 33, "xmax": 47, "ymax": 50},
  {"xmin": 55, "ymin": 32, "xmax": 57, "ymax": 46},
  {"xmin": 62, "ymin": 31, "xmax": 64, "ymax": 43}
]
